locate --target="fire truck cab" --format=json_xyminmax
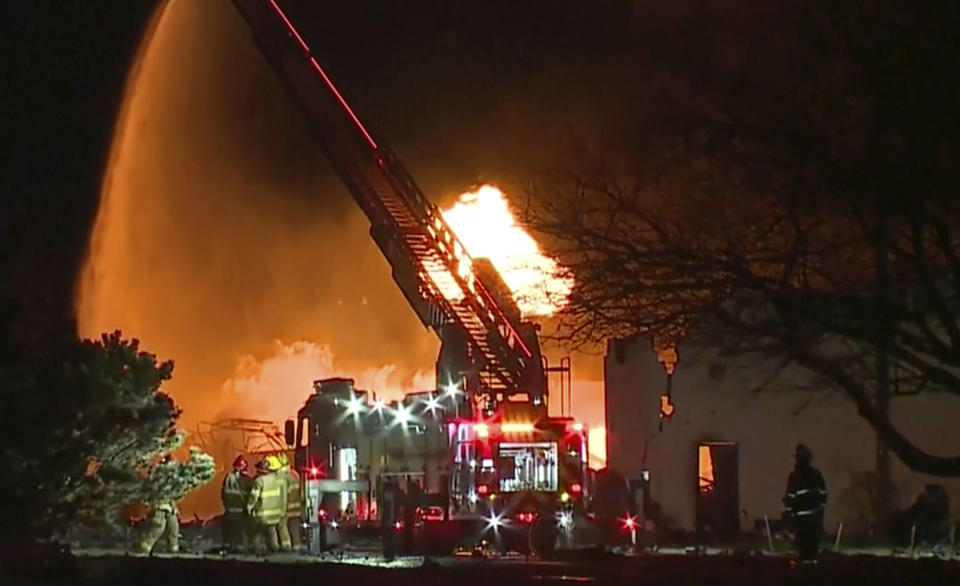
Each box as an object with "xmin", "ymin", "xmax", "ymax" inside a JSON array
[
  {"xmin": 286, "ymin": 377, "xmax": 588, "ymax": 550},
  {"xmin": 447, "ymin": 402, "xmax": 588, "ymax": 522}
]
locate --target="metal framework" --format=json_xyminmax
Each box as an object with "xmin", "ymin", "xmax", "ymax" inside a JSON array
[{"xmin": 232, "ymin": 0, "xmax": 547, "ymax": 407}]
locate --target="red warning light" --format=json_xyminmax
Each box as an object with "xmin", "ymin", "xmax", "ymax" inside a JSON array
[
  {"xmin": 571, "ymin": 483, "xmax": 582, "ymax": 494},
  {"xmin": 477, "ymin": 484, "xmax": 489, "ymax": 495},
  {"xmin": 515, "ymin": 512, "xmax": 536, "ymax": 523}
]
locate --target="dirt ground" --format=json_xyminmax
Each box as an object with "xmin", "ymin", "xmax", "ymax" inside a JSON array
[{"xmin": 3, "ymin": 548, "xmax": 960, "ymax": 586}]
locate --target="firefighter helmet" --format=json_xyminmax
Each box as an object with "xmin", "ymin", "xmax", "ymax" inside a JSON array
[
  {"xmin": 794, "ymin": 443, "xmax": 812, "ymax": 462},
  {"xmin": 265, "ymin": 454, "xmax": 282, "ymax": 471},
  {"xmin": 277, "ymin": 453, "xmax": 290, "ymax": 469},
  {"xmin": 233, "ymin": 455, "xmax": 248, "ymax": 472}
]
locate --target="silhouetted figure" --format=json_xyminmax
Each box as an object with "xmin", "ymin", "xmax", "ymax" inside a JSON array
[
  {"xmin": 897, "ymin": 484, "xmax": 952, "ymax": 546},
  {"xmin": 402, "ymin": 478, "xmax": 421, "ymax": 554},
  {"xmin": 530, "ymin": 499, "xmax": 560, "ymax": 559},
  {"xmin": 783, "ymin": 444, "xmax": 827, "ymax": 561},
  {"xmin": 591, "ymin": 468, "xmax": 633, "ymax": 547}
]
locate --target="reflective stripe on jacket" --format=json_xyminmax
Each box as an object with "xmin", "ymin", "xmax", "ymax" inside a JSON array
[
  {"xmin": 248, "ymin": 473, "xmax": 285, "ymax": 524},
  {"xmin": 222, "ymin": 470, "xmax": 251, "ymax": 514},
  {"xmin": 785, "ymin": 465, "xmax": 828, "ymax": 517},
  {"xmin": 284, "ymin": 468, "xmax": 302, "ymax": 518}
]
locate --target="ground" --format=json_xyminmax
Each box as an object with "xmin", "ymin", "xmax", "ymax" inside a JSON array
[{"xmin": 4, "ymin": 547, "xmax": 959, "ymax": 586}]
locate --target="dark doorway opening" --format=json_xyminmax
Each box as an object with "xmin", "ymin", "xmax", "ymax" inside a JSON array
[{"xmin": 695, "ymin": 441, "xmax": 739, "ymax": 539}]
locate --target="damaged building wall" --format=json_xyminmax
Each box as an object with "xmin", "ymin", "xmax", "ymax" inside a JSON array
[{"xmin": 604, "ymin": 338, "xmax": 960, "ymax": 533}]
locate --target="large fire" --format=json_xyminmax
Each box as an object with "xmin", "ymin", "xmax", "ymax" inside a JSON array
[
  {"xmin": 439, "ymin": 185, "xmax": 573, "ymax": 318},
  {"xmin": 76, "ymin": 2, "xmax": 608, "ymax": 520}
]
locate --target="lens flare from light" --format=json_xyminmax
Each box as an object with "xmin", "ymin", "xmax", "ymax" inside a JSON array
[
  {"xmin": 424, "ymin": 394, "xmax": 441, "ymax": 416},
  {"xmin": 485, "ymin": 512, "xmax": 504, "ymax": 532},
  {"xmin": 394, "ymin": 404, "xmax": 412, "ymax": 426},
  {"xmin": 347, "ymin": 395, "xmax": 363, "ymax": 415}
]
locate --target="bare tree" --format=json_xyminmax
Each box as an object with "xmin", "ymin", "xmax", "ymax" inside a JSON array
[{"xmin": 526, "ymin": 1, "xmax": 960, "ymax": 477}]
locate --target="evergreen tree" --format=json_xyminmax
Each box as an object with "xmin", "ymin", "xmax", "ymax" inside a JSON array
[{"xmin": 0, "ymin": 330, "xmax": 214, "ymax": 544}]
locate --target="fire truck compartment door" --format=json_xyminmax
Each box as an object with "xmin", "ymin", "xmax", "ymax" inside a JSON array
[{"xmin": 311, "ymin": 479, "xmax": 369, "ymax": 493}]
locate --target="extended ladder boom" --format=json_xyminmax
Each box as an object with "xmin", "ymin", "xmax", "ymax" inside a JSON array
[{"xmin": 232, "ymin": 0, "xmax": 541, "ymax": 400}]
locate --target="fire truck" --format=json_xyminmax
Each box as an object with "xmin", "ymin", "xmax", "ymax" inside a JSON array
[{"xmin": 230, "ymin": 0, "xmax": 589, "ymax": 550}]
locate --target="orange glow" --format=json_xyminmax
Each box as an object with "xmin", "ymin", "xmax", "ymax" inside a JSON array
[
  {"xmin": 654, "ymin": 338, "xmax": 678, "ymax": 376},
  {"xmin": 73, "ymin": 0, "xmax": 613, "ymax": 521},
  {"xmin": 440, "ymin": 185, "xmax": 573, "ymax": 317},
  {"xmin": 698, "ymin": 445, "xmax": 715, "ymax": 493},
  {"xmin": 588, "ymin": 427, "xmax": 606, "ymax": 469},
  {"xmin": 501, "ymin": 422, "xmax": 535, "ymax": 433},
  {"xmin": 474, "ymin": 423, "xmax": 490, "ymax": 438},
  {"xmin": 659, "ymin": 394, "xmax": 675, "ymax": 419},
  {"xmin": 222, "ymin": 341, "xmax": 433, "ymax": 426}
]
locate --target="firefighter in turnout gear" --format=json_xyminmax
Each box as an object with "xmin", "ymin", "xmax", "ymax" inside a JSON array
[
  {"xmin": 137, "ymin": 499, "xmax": 179, "ymax": 554},
  {"xmin": 221, "ymin": 455, "xmax": 252, "ymax": 552},
  {"xmin": 137, "ymin": 454, "xmax": 182, "ymax": 554},
  {"xmin": 278, "ymin": 453, "xmax": 301, "ymax": 550},
  {"xmin": 247, "ymin": 457, "xmax": 286, "ymax": 553},
  {"xmin": 266, "ymin": 455, "xmax": 294, "ymax": 551},
  {"xmin": 783, "ymin": 443, "xmax": 828, "ymax": 561}
]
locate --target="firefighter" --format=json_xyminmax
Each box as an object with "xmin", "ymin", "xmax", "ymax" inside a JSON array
[
  {"xmin": 247, "ymin": 457, "xmax": 285, "ymax": 553},
  {"xmin": 221, "ymin": 454, "xmax": 252, "ymax": 552},
  {"xmin": 266, "ymin": 454, "xmax": 294, "ymax": 551},
  {"xmin": 136, "ymin": 455, "xmax": 181, "ymax": 554},
  {"xmin": 137, "ymin": 498, "xmax": 180, "ymax": 554},
  {"xmin": 277, "ymin": 453, "xmax": 302, "ymax": 550},
  {"xmin": 783, "ymin": 443, "xmax": 828, "ymax": 561}
]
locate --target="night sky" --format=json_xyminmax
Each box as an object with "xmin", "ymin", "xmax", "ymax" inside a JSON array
[{"xmin": 2, "ymin": 0, "xmax": 789, "ymax": 327}]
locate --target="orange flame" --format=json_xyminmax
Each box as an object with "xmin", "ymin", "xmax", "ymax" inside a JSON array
[{"xmin": 439, "ymin": 185, "xmax": 572, "ymax": 317}]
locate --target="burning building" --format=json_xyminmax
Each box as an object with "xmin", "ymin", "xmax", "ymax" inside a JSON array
[{"xmin": 605, "ymin": 338, "xmax": 960, "ymax": 537}]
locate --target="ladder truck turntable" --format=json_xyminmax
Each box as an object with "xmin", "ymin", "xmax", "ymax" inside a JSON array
[{"xmin": 231, "ymin": 0, "xmax": 589, "ymax": 549}]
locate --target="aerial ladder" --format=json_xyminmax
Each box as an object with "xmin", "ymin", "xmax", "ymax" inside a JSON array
[{"xmin": 231, "ymin": 0, "xmax": 549, "ymax": 412}]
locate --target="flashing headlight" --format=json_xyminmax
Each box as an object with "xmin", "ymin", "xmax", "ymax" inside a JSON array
[
  {"xmin": 347, "ymin": 395, "xmax": 363, "ymax": 415},
  {"xmin": 469, "ymin": 493, "xmax": 479, "ymax": 504},
  {"xmin": 558, "ymin": 511, "xmax": 573, "ymax": 529},
  {"xmin": 394, "ymin": 521, "xmax": 402, "ymax": 532},
  {"xmin": 425, "ymin": 395, "xmax": 441, "ymax": 415},
  {"xmin": 444, "ymin": 381, "xmax": 461, "ymax": 398},
  {"xmin": 309, "ymin": 465, "xmax": 320, "ymax": 478},
  {"xmin": 560, "ymin": 492, "xmax": 570, "ymax": 503},
  {"xmin": 373, "ymin": 398, "xmax": 385, "ymax": 412},
  {"xmin": 394, "ymin": 404, "xmax": 412, "ymax": 426},
  {"xmin": 572, "ymin": 422, "xmax": 584, "ymax": 432},
  {"xmin": 485, "ymin": 512, "xmax": 504, "ymax": 532},
  {"xmin": 475, "ymin": 423, "xmax": 489, "ymax": 438},
  {"xmin": 330, "ymin": 520, "xmax": 339, "ymax": 529},
  {"xmin": 621, "ymin": 515, "xmax": 638, "ymax": 531}
]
